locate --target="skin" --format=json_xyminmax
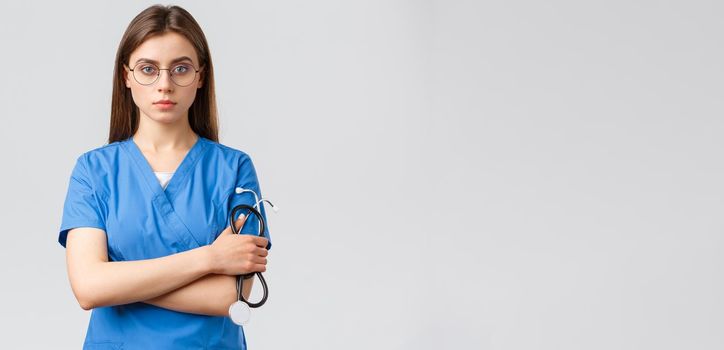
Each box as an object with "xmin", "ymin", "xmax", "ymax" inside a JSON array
[
  {"xmin": 64, "ymin": 31, "xmax": 269, "ymax": 316},
  {"xmin": 124, "ymin": 31, "xmax": 203, "ymax": 154}
]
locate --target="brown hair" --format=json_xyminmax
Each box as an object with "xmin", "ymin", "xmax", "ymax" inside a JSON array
[{"xmin": 108, "ymin": 4, "xmax": 218, "ymax": 143}]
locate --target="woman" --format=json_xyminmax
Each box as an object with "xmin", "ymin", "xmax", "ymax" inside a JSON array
[{"xmin": 58, "ymin": 5, "xmax": 272, "ymax": 349}]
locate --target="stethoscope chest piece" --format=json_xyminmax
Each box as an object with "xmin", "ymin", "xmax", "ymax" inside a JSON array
[{"xmin": 229, "ymin": 300, "xmax": 251, "ymax": 326}]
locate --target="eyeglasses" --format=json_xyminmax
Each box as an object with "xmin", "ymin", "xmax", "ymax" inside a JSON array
[{"xmin": 126, "ymin": 62, "xmax": 201, "ymax": 87}]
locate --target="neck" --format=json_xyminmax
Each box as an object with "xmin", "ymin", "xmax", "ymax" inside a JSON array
[{"xmin": 133, "ymin": 111, "xmax": 198, "ymax": 152}]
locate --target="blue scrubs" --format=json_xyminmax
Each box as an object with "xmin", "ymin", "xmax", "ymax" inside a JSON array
[{"xmin": 58, "ymin": 135, "xmax": 272, "ymax": 350}]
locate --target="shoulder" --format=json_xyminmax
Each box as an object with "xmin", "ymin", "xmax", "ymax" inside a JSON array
[
  {"xmin": 70, "ymin": 139, "xmax": 126, "ymax": 179},
  {"xmin": 76, "ymin": 139, "xmax": 126, "ymax": 168},
  {"xmin": 198, "ymin": 137, "xmax": 255, "ymax": 166}
]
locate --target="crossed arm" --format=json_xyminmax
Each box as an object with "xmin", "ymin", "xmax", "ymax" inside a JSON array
[
  {"xmin": 144, "ymin": 271, "xmax": 255, "ymax": 317},
  {"xmin": 64, "ymin": 218, "xmax": 256, "ymax": 317}
]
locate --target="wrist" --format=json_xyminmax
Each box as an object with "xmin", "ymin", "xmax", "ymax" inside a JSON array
[{"xmin": 197, "ymin": 245, "xmax": 217, "ymax": 275}]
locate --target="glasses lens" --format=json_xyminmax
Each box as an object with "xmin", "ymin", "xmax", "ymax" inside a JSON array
[
  {"xmin": 132, "ymin": 63, "xmax": 159, "ymax": 85},
  {"xmin": 170, "ymin": 63, "xmax": 197, "ymax": 87}
]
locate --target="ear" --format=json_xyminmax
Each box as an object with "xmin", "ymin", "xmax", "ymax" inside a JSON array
[
  {"xmin": 123, "ymin": 65, "xmax": 132, "ymax": 88},
  {"xmin": 197, "ymin": 69, "xmax": 204, "ymax": 89}
]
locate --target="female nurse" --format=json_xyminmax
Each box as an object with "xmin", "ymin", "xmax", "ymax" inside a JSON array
[{"xmin": 58, "ymin": 5, "xmax": 272, "ymax": 349}]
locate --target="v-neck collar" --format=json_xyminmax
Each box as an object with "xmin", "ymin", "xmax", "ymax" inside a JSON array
[{"xmin": 122, "ymin": 134, "xmax": 207, "ymax": 200}]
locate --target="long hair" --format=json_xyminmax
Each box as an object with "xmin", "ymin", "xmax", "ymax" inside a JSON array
[{"xmin": 108, "ymin": 4, "xmax": 218, "ymax": 143}]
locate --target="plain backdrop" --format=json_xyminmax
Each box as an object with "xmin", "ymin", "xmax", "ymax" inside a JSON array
[{"xmin": 0, "ymin": 0, "xmax": 722, "ymax": 349}]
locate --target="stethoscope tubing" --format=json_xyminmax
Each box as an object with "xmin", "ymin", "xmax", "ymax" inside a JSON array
[{"xmin": 229, "ymin": 203, "xmax": 269, "ymax": 308}]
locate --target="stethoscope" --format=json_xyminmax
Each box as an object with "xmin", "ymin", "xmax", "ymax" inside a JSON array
[{"xmin": 226, "ymin": 186, "xmax": 277, "ymax": 326}]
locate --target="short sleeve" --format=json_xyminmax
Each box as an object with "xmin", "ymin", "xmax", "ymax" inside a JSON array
[
  {"xmin": 230, "ymin": 153, "xmax": 272, "ymax": 251},
  {"xmin": 58, "ymin": 154, "xmax": 107, "ymax": 248}
]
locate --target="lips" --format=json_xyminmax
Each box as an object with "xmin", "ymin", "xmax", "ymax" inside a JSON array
[{"xmin": 154, "ymin": 99, "xmax": 176, "ymax": 105}]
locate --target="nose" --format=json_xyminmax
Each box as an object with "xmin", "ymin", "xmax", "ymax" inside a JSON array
[{"xmin": 156, "ymin": 69, "xmax": 174, "ymax": 92}]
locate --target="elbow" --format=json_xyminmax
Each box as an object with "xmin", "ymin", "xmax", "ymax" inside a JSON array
[
  {"xmin": 69, "ymin": 267, "xmax": 109, "ymax": 311},
  {"xmin": 215, "ymin": 276, "xmax": 243, "ymax": 317},
  {"xmin": 75, "ymin": 288, "xmax": 99, "ymax": 310},
  {"xmin": 220, "ymin": 288, "xmax": 238, "ymax": 317},
  {"xmin": 74, "ymin": 290, "xmax": 95, "ymax": 310},
  {"xmin": 242, "ymin": 289, "xmax": 252, "ymax": 303},
  {"xmin": 76, "ymin": 287, "xmax": 114, "ymax": 310},
  {"xmin": 78, "ymin": 298, "xmax": 94, "ymax": 311},
  {"xmin": 241, "ymin": 276, "xmax": 255, "ymax": 303},
  {"xmin": 72, "ymin": 282, "xmax": 102, "ymax": 311}
]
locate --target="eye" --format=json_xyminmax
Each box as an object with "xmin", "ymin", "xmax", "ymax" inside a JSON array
[
  {"xmin": 173, "ymin": 64, "xmax": 192, "ymax": 75},
  {"xmin": 140, "ymin": 65, "xmax": 157, "ymax": 75}
]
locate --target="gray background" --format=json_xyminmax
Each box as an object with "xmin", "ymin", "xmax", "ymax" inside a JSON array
[{"xmin": 0, "ymin": 0, "xmax": 722, "ymax": 349}]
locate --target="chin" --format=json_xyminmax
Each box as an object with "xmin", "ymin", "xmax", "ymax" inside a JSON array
[{"xmin": 150, "ymin": 114, "xmax": 184, "ymax": 124}]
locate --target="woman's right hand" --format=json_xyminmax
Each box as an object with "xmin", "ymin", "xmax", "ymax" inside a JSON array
[{"xmin": 207, "ymin": 216, "xmax": 269, "ymax": 276}]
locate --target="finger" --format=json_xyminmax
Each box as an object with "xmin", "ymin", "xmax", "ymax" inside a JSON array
[
  {"xmin": 254, "ymin": 264, "xmax": 267, "ymax": 273},
  {"xmin": 219, "ymin": 215, "xmax": 247, "ymax": 236},
  {"xmin": 233, "ymin": 215, "xmax": 247, "ymax": 230},
  {"xmin": 218, "ymin": 225, "xmax": 233, "ymax": 236},
  {"xmin": 251, "ymin": 255, "xmax": 267, "ymax": 264},
  {"xmin": 254, "ymin": 236, "xmax": 269, "ymax": 248},
  {"xmin": 256, "ymin": 247, "xmax": 269, "ymax": 257}
]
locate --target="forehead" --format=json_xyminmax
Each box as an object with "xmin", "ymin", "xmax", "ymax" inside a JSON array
[{"xmin": 129, "ymin": 31, "xmax": 199, "ymax": 65}]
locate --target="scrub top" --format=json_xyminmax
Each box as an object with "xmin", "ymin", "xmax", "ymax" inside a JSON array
[{"xmin": 58, "ymin": 135, "xmax": 272, "ymax": 350}]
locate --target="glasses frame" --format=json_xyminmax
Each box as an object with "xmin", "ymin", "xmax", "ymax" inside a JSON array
[{"xmin": 126, "ymin": 62, "xmax": 203, "ymax": 87}]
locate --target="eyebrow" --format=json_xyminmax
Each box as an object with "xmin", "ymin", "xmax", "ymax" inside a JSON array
[{"xmin": 134, "ymin": 56, "xmax": 195, "ymax": 65}]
